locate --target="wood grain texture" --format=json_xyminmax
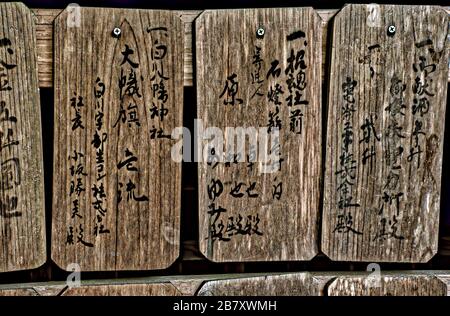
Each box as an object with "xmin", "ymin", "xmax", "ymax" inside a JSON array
[
  {"xmin": 63, "ymin": 283, "xmax": 182, "ymax": 296},
  {"xmin": 27, "ymin": 7, "xmax": 450, "ymax": 88},
  {"xmin": 328, "ymin": 274, "xmax": 447, "ymax": 296},
  {"xmin": 174, "ymin": 10, "xmax": 201, "ymax": 87},
  {"xmin": 52, "ymin": 7, "xmax": 183, "ymax": 271},
  {"xmin": 0, "ymin": 273, "xmax": 281, "ymax": 295},
  {"xmin": 32, "ymin": 8, "xmax": 58, "ymax": 89},
  {"xmin": 0, "ymin": 272, "xmax": 448, "ymax": 296},
  {"xmin": 0, "ymin": 285, "xmax": 65, "ymax": 296},
  {"xmin": 197, "ymin": 273, "xmax": 323, "ymax": 296},
  {"xmin": 196, "ymin": 8, "xmax": 322, "ymax": 262},
  {"xmin": 322, "ymin": 4, "xmax": 449, "ymax": 262},
  {"xmin": 30, "ymin": 8, "xmax": 200, "ymax": 88},
  {"xmin": 0, "ymin": 2, "xmax": 46, "ymax": 272},
  {"xmin": 0, "ymin": 281, "xmax": 181, "ymax": 296},
  {"xmin": 436, "ymin": 274, "xmax": 450, "ymax": 296}
]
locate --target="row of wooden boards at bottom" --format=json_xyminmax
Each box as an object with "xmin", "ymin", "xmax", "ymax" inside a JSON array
[
  {"xmin": 0, "ymin": 272, "xmax": 449, "ymax": 296},
  {"xmin": 0, "ymin": 3, "xmax": 449, "ymax": 272}
]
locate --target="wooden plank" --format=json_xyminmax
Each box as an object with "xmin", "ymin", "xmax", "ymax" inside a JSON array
[
  {"xmin": 0, "ymin": 273, "xmax": 283, "ymax": 295},
  {"xmin": 328, "ymin": 273, "xmax": 447, "ymax": 296},
  {"xmin": 0, "ymin": 285, "xmax": 65, "ymax": 296},
  {"xmin": 197, "ymin": 273, "xmax": 324, "ymax": 296},
  {"xmin": 196, "ymin": 8, "xmax": 322, "ymax": 262},
  {"xmin": 174, "ymin": 10, "xmax": 202, "ymax": 87},
  {"xmin": 31, "ymin": 8, "xmax": 201, "ymax": 88},
  {"xmin": 27, "ymin": 7, "xmax": 450, "ymax": 88},
  {"xmin": 0, "ymin": 3, "xmax": 46, "ymax": 272},
  {"xmin": 436, "ymin": 274, "xmax": 450, "ymax": 296},
  {"xmin": 63, "ymin": 283, "xmax": 182, "ymax": 296},
  {"xmin": 51, "ymin": 7, "xmax": 183, "ymax": 271},
  {"xmin": 32, "ymin": 8, "xmax": 58, "ymax": 89},
  {"xmin": 322, "ymin": 4, "xmax": 449, "ymax": 262},
  {"xmin": 0, "ymin": 272, "xmax": 448, "ymax": 296},
  {"xmin": 0, "ymin": 281, "xmax": 181, "ymax": 296}
]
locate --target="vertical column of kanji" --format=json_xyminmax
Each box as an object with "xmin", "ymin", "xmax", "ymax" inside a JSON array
[
  {"xmin": 196, "ymin": 8, "xmax": 322, "ymax": 262},
  {"xmin": 52, "ymin": 7, "xmax": 183, "ymax": 271},
  {"xmin": 322, "ymin": 4, "xmax": 449, "ymax": 262},
  {"xmin": 0, "ymin": 3, "xmax": 46, "ymax": 272}
]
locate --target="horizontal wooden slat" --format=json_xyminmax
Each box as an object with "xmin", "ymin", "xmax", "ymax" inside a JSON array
[
  {"xmin": 29, "ymin": 7, "xmax": 450, "ymax": 88},
  {"xmin": 0, "ymin": 273, "xmax": 282, "ymax": 296},
  {"xmin": 0, "ymin": 271, "xmax": 448, "ymax": 296},
  {"xmin": 328, "ymin": 273, "xmax": 447, "ymax": 296},
  {"xmin": 197, "ymin": 273, "xmax": 325, "ymax": 296}
]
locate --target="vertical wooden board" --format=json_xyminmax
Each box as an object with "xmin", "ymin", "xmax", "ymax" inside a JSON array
[
  {"xmin": 196, "ymin": 8, "xmax": 322, "ymax": 262},
  {"xmin": 197, "ymin": 273, "xmax": 322, "ymax": 296},
  {"xmin": 322, "ymin": 4, "xmax": 449, "ymax": 262},
  {"xmin": 0, "ymin": 3, "xmax": 46, "ymax": 272},
  {"xmin": 327, "ymin": 274, "xmax": 447, "ymax": 296},
  {"xmin": 52, "ymin": 8, "xmax": 184, "ymax": 271}
]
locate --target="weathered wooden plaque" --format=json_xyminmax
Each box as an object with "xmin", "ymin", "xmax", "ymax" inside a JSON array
[
  {"xmin": 196, "ymin": 8, "xmax": 322, "ymax": 262},
  {"xmin": 0, "ymin": 3, "xmax": 46, "ymax": 272},
  {"xmin": 322, "ymin": 4, "xmax": 449, "ymax": 262},
  {"xmin": 52, "ymin": 8, "xmax": 183, "ymax": 270},
  {"xmin": 197, "ymin": 273, "xmax": 323, "ymax": 296},
  {"xmin": 327, "ymin": 274, "xmax": 447, "ymax": 296}
]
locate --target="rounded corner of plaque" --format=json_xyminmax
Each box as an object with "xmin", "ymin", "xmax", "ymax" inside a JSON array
[
  {"xmin": 419, "ymin": 248, "xmax": 438, "ymax": 263},
  {"xmin": 55, "ymin": 6, "xmax": 69, "ymax": 19},
  {"xmin": 194, "ymin": 10, "xmax": 211, "ymax": 26},
  {"xmin": 154, "ymin": 248, "xmax": 182, "ymax": 270},
  {"xmin": 433, "ymin": 276, "xmax": 449, "ymax": 291},
  {"xmin": 307, "ymin": 7, "xmax": 323, "ymax": 21},
  {"xmin": 333, "ymin": 3, "xmax": 356, "ymax": 20},
  {"xmin": 54, "ymin": 3, "xmax": 81, "ymax": 26},
  {"xmin": 432, "ymin": 6, "xmax": 450, "ymax": 20},
  {"xmin": 320, "ymin": 246, "xmax": 338, "ymax": 262},
  {"xmin": 309, "ymin": 252, "xmax": 321, "ymax": 262},
  {"xmin": 198, "ymin": 246, "xmax": 218, "ymax": 263},
  {"xmin": 12, "ymin": 2, "xmax": 31, "ymax": 13},
  {"xmin": 15, "ymin": 256, "xmax": 47, "ymax": 273},
  {"xmin": 166, "ymin": 11, "xmax": 184, "ymax": 27},
  {"xmin": 303, "ymin": 247, "xmax": 320, "ymax": 261},
  {"xmin": 33, "ymin": 254, "xmax": 48, "ymax": 271},
  {"xmin": 50, "ymin": 255, "xmax": 71, "ymax": 272},
  {"xmin": 196, "ymin": 282, "xmax": 213, "ymax": 296}
]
